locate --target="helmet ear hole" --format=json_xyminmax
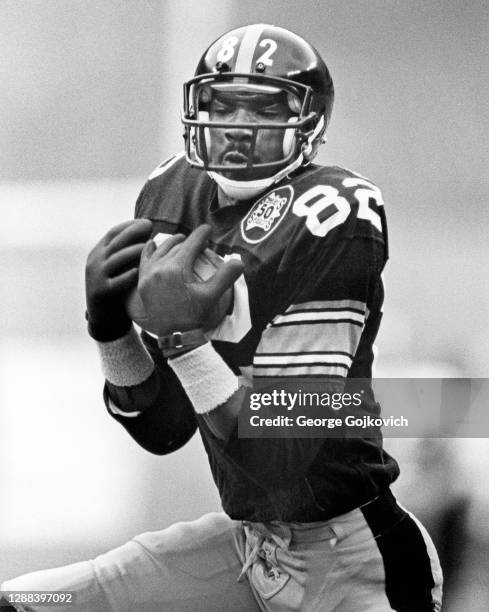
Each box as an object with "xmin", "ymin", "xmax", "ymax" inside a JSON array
[
  {"xmin": 302, "ymin": 115, "xmax": 326, "ymax": 162},
  {"xmin": 283, "ymin": 116, "xmax": 298, "ymax": 157}
]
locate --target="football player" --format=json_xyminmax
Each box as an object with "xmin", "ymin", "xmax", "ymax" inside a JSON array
[{"xmin": 1, "ymin": 24, "xmax": 442, "ymax": 611}]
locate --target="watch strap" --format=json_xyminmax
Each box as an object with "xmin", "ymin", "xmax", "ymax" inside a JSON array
[{"xmin": 157, "ymin": 329, "xmax": 207, "ymax": 358}]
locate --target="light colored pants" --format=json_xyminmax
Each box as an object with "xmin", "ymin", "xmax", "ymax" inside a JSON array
[{"xmin": 1, "ymin": 501, "xmax": 442, "ymax": 611}]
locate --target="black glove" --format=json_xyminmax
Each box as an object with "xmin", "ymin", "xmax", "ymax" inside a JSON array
[
  {"xmin": 85, "ymin": 219, "xmax": 152, "ymax": 341},
  {"xmin": 137, "ymin": 225, "xmax": 243, "ymax": 336}
]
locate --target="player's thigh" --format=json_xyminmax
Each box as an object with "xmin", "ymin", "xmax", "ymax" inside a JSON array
[
  {"xmin": 1, "ymin": 512, "xmax": 260, "ymax": 612},
  {"xmin": 131, "ymin": 511, "xmax": 260, "ymax": 610}
]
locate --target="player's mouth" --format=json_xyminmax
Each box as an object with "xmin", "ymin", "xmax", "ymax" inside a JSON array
[{"xmin": 222, "ymin": 150, "xmax": 250, "ymax": 165}]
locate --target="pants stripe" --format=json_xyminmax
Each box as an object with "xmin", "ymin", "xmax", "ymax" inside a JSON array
[{"xmin": 361, "ymin": 491, "xmax": 442, "ymax": 611}]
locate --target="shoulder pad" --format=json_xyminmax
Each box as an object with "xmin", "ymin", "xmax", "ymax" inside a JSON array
[
  {"xmin": 146, "ymin": 152, "xmax": 187, "ymax": 181},
  {"xmin": 135, "ymin": 153, "xmax": 213, "ymax": 226}
]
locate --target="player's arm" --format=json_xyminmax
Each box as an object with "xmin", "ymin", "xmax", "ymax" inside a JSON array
[
  {"xmin": 167, "ymin": 227, "xmax": 385, "ymax": 483},
  {"xmin": 227, "ymin": 234, "xmax": 384, "ymax": 480},
  {"xmin": 95, "ymin": 329, "xmax": 198, "ymax": 454},
  {"xmin": 85, "ymin": 218, "xmax": 198, "ymax": 454},
  {"xmin": 132, "ymin": 217, "xmax": 383, "ymax": 481},
  {"xmin": 130, "ymin": 224, "xmax": 248, "ymax": 438}
]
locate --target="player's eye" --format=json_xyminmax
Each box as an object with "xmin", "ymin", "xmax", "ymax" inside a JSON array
[
  {"xmin": 258, "ymin": 105, "xmax": 281, "ymax": 117},
  {"xmin": 211, "ymin": 100, "xmax": 234, "ymax": 116}
]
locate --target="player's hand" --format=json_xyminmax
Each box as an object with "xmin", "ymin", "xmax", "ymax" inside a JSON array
[
  {"xmin": 85, "ymin": 219, "xmax": 153, "ymax": 341},
  {"xmin": 138, "ymin": 224, "xmax": 244, "ymax": 337}
]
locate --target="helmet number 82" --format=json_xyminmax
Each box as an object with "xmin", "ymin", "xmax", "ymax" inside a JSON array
[{"xmin": 216, "ymin": 37, "xmax": 278, "ymax": 67}]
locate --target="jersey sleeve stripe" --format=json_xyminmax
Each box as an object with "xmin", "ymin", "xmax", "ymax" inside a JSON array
[
  {"xmin": 255, "ymin": 350, "xmax": 354, "ymax": 358},
  {"xmin": 253, "ymin": 365, "xmax": 349, "ymax": 377},
  {"xmin": 271, "ymin": 300, "xmax": 368, "ymax": 327},
  {"xmin": 254, "ymin": 322, "xmax": 363, "ymax": 371},
  {"xmin": 285, "ymin": 307, "xmax": 366, "ymax": 316},
  {"xmin": 254, "ymin": 362, "xmax": 350, "ymax": 371},
  {"xmin": 285, "ymin": 299, "xmax": 367, "ymax": 314},
  {"xmin": 254, "ymin": 354, "xmax": 353, "ymax": 367},
  {"xmin": 272, "ymin": 315, "xmax": 364, "ymax": 328}
]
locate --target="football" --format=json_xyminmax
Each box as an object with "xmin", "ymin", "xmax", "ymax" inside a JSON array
[{"xmin": 126, "ymin": 233, "xmax": 233, "ymax": 335}]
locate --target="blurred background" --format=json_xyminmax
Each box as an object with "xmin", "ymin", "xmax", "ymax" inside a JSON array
[{"xmin": 1, "ymin": 1, "xmax": 488, "ymax": 609}]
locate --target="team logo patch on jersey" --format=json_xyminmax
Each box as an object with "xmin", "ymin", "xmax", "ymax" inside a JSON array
[{"xmin": 241, "ymin": 185, "xmax": 294, "ymax": 244}]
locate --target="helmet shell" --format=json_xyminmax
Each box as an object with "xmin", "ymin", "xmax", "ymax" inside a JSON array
[
  {"xmin": 181, "ymin": 24, "xmax": 334, "ymax": 200},
  {"xmin": 195, "ymin": 24, "xmax": 334, "ymax": 125}
]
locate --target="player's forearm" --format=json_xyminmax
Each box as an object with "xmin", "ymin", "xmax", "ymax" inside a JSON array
[
  {"xmin": 95, "ymin": 326, "xmax": 155, "ymax": 390},
  {"xmin": 103, "ymin": 379, "xmax": 197, "ymax": 455},
  {"xmin": 95, "ymin": 327, "xmax": 197, "ymax": 453},
  {"xmin": 198, "ymin": 386, "xmax": 249, "ymax": 440},
  {"xmin": 104, "ymin": 370, "xmax": 160, "ymax": 415},
  {"xmin": 167, "ymin": 342, "xmax": 243, "ymax": 441},
  {"xmin": 96, "ymin": 326, "xmax": 162, "ymax": 415},
  {"xmin": 168, "ymin": 343, "xmax": 328, "ymax": 481}
]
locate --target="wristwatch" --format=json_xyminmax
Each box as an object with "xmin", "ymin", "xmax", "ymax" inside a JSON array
[{"xmin": 157, "ymin": 329, "xmax": 207, "ymax": 358}]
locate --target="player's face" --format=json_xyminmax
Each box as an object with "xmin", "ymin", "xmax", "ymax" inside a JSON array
[{"xmin": 208, "ymin": 90, "xmax": 293, "ymax": 181}]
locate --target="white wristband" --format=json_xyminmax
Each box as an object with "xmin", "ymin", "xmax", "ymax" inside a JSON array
[
  {"xmin": 95, "ymin": 326, "xmax": 154, "ymax": 386},
  {"xmin": 168, "ymin": 343, "xmax": 238, "ymax": 414}
]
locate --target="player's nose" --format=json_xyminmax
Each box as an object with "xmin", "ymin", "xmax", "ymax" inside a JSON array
[
  {"xmin": 224, "ymin": 127, "xmax": 252, "ymax": 144},
  {"xmin": 224, "ymin": 107, "xmax": 253, "ymax": 143}
]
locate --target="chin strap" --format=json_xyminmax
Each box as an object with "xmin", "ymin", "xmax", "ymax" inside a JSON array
[
  {"xmin": 208, "ymin": 153, "xmax": 304, "ymax": 200},
  {"xmin": 208, "ymin": 116, "xmax": 325, "ymax": 201}
]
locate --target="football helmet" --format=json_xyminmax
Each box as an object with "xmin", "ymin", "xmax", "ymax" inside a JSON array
[{"xmin": 182, "ymin": 24, "xmax": 334, "ymax": 199}]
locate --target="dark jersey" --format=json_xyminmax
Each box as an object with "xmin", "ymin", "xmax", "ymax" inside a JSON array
[{"xmin": 108, "ymin": 153, "xmax": 399, "ymax": 521}]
